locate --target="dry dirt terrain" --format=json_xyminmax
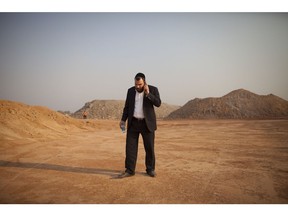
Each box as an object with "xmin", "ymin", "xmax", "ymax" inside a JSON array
[{"xmin": 1, "ymin": 117, "xmax": 288, "ymax": 203}]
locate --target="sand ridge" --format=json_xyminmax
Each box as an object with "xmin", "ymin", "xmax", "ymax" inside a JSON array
[{"xmin": 0, "ymin": 100, "xmax": 113, "ymax": 141}]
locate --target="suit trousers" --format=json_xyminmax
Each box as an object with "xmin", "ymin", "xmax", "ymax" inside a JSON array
[{"xmin": 125, "ymin": 117, "xmax": 155, "ymax": 174}]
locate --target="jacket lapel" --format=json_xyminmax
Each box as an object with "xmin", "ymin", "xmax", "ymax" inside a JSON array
[{"xmin": 131, "ymin": 89, "xmax": 136, "ymax": 110}]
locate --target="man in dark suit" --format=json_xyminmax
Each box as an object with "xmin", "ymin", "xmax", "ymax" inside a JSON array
[{"xmin": 119, "ymin": 73, "xmax": 161, "ymax": 178}]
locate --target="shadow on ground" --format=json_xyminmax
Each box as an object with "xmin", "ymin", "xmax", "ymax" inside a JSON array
[{"xmin": 0, "ymin": 160, "xmax": 122, "ymax": 178}]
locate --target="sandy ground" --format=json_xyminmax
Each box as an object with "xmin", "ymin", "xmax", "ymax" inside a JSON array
[{"xmin": 0, "ymin": 119, "xmax": 288, "ymax": 204}]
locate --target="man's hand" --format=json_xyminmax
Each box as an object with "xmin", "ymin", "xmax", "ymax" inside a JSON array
[
  {"xmin": 119, "ymin": 120, "xmax": 125, "ymax": 129},
  {"xmin": 144, "ymin": 83, "xmax": 149, "ymax": 96}
]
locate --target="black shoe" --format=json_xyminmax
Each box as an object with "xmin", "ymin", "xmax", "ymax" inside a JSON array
[
  {"xmin": 146, "ymin": 170, "xmax": 156, "ymax": 177},
  {"xmin": 118, "ymin": 171, "xmax": 135, "ymax": 178}
]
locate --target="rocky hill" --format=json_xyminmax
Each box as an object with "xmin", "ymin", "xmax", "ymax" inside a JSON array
[
  {"xmin": 71, "ymin": 100, "xmax": 180, "ymax": 119},
  {"xmin": 166, "ymin": 89, "xmax": 288, "ymax": 119}
]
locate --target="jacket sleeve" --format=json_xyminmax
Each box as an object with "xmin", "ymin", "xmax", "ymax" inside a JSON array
[
  {"xmin": 146, "ymin": 86, "xmax": 161, "ymax": 107},
  {"xmin": 121, "ymin": 90, "xmax": 129, "ymax": 121}
]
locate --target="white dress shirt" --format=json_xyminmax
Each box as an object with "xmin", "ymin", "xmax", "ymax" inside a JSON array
[{"xmin": 133, "ymin": 90, "xmax": 145, "ymax": 119}]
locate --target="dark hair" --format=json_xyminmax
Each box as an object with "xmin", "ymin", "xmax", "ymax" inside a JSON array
[{"xmin": 135, "ymin": 73, "xmax": 145, "ymax": 81}]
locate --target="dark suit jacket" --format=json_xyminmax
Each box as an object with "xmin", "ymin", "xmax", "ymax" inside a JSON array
[{"xmin": 121, "ymin": 85, "xmax": 161, "ymax": 132}]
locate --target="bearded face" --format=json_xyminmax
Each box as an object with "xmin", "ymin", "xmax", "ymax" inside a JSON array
[{"xmin": 134, "ymin": 78, "xmax": 145, "ymax": 93}]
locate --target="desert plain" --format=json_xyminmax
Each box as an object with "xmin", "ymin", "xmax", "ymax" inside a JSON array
[{"xmin": 1, "ymin": 115, "xmax": 288, "ymax": 203}]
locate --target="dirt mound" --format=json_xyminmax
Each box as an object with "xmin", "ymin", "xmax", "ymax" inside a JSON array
[
  {"xmin": 166, "ymin": 89, "xmax": 288, "ymax": 119},
  {"xmin": 156, "ymin": 103, "xmax": 180, "ymax": 119},
  {"xmin": 0, "ymin": 100, "xmax": 102, "ymax": 141},
  {"xmin": 71, "ymin": 100, "xmax": 179, "ymax": 119}
]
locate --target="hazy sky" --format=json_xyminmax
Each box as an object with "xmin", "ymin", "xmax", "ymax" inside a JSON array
[{"xmin": 0, "ymin": 13, "xmax": 288, "ymax": 112}]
